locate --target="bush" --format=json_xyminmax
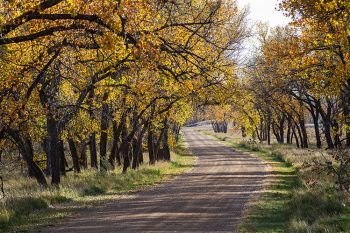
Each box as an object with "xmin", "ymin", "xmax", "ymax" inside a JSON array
[
  {"xmin": 288, "ymin": 189, "xmax": 345, "ymax": 224},
  {"xmin": 303, "ymin": 149, "xmax": 350, "ymax": 192},
  {"xmin": 0, "ymin": 210, "xmax": 10, "ymax": 226},
  {"xmin": 0, "ymin": 197, "xmax": 49, "ymax": 229},
  {"xmin": 44, "ymin": 195, "xmax": 73, "ymax": 205},
  {"xmin": 289, "ymin": 219, "xmax": 339, "ymax": 233},
  {"xmin": 8, "ymin": 197, "xmax": 48, "ymax": 216},
  {"xmin": 82, "ymin": 184, "xmax": 107, "ymax": 196}
]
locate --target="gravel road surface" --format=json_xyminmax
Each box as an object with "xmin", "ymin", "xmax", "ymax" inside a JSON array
[{"xmin": 37, "ymin": 127, "xmax": 267, "ymax": 233}]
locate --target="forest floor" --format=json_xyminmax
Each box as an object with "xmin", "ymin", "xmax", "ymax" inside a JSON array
[{"xmin": 33, "ymin": 127, "xmax": 267, "ymax": 233}]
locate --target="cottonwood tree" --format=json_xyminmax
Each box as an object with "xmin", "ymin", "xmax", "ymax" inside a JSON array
[{"xmin": 0, "ymin": 0, "xmax": 248, "ymax": 185}]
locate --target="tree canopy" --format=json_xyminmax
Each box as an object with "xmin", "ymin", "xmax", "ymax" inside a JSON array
[{"xmin": 0, "ymin": 0, "xmax": 248, "ymax": 186}]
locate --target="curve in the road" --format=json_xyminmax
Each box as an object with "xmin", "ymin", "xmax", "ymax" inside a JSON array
[{"xmin": 37, "ymin": 127, "xmax": 267, "ymax": 233}]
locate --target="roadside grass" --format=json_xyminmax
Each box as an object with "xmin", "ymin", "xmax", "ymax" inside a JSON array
[
  {"xmin": 0, "ymin": 143, "xmax": 194, "ymax": 233},
  {"xmin": 204, "ymin": 131, "xmax": 350, "ymax": 233}
]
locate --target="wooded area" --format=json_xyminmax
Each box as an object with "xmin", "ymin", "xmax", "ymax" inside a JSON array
[
  {"xmin": 0, "ymin": 0, "xmax": 247, "ymax": 187},
  {"xmin": 235, "ymin": 0, "xmax": 350, "ymax": 151}
]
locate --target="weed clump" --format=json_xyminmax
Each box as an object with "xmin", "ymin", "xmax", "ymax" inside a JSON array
[
  {"xmin": 82, "ymin": 185, "xmax": 107, "ymax": 196},
  {"xmin": 0, "ymin": 197, "xmax": 48, "ymax": 229},
  {"xmin": 288, "ymin": 189, "xmax": 344, "ymax": 223}
]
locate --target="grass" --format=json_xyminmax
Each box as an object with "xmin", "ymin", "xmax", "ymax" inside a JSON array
[
  {"xmin": 204, "ymin": 130, "xmax": 350, "ymax": 233},
  {"xmin": 0, "ymin": 143, "xmax": 194, "ymax": 233}
]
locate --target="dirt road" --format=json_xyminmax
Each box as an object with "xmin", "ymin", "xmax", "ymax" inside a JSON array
[{"xmin": 38, "ymin": 127, "xmax": 267, "ymax": 233}]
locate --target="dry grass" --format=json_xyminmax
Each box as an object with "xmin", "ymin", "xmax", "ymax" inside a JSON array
[
  {"xmin": 202, "ymin": 129, "xmax": 350, "ymax": 233},
  {"xmin": 0, "ymin": 143, "xmax": 194, "ymax": 232}
]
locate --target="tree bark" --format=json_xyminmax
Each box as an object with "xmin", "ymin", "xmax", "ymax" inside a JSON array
[
  {"xmin": 172, "ymin": 123, "xmax": 181, "ymax": 142},
  {"xmin": 4, "ymin": 134, "xmax": 46, "ymax": 186},
  {"xmin": 22, "ymin": 137, "xmax": 48, "ymax": 187},
  {"xmin": 68, "ymin": 138, "xmax": 80, "ymax": 173},
  {"xmin": 294, "ymin": 121, "xmax": 304, "ymax": 148},
  {"xmin": 42, "ymin": 138, "xmax": 51, "ymax": 175},
  {"xmin": 343, "ymin": 80, "xmax": 350, "ymax": 147},
  {"xmin": 318, "ymin": 100, "xmax": 334, "ymax": 149},
  {"xmin": 286, "ymin": 114, "xmax": 292, "ymax": 144},
  {"xmin": 58, "ymin": 140, "xmax": 66, "ymax": 175},
  {"xmin": 292, "ymin": 128, "xmax": 300, "ymax": 148},
  {"xmin": 121, "ymin": 122, "xmax": 131, "ymax": 173},
  {"xmin": 310, "ymin": 109, "xmax": 322, "ymax": 148},
  {"xmin": 162, "ymin": 120, "xmax": 171, "ymax": 161},
  {"xmin": 99, "ymin": 92, "xmax": 109, "ymax": 172},
  {"xmin": 272, "ymin": 123, "xmax": 281, "ymax": 143},
  {"xmin": 132, "ymin": 138, "xmax": 139, "ymax": 169},
  {"xmin": 299, "ymin": 116, "xmax": 308, "ymax": 148},
  {"xmin": 332, "ymin": 120, "xmax": 341, "ymax": 148},
  {"xmin": 266, "ymin": 113, "xmax": 271, "ymax": 145},
  {"xmin": 109, "ymin": 119, "xmax": 123, "ymax": 168},
  {"xmin": 79, "ymin": 141, "xmax": 87, "ymax": 169},
  {"xmin": 89, "ymin": 134, "xmax": 98, "ymax": 168},
  {"xmin": 279, "ymin": 117, "xmax": 285, "ymax": 143},
  {"xmin": 47, "ymin": 117, "xmax": 60, "ymax": 186},
  {"xmin": 88, "ymin": 88, "xmax": 98, "ymax": 168},
  {"xmin": 148, "ymin": 126, "xmax": 156, "ymax": 165}
]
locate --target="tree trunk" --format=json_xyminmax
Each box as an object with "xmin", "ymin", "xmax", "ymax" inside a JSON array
[
  {"xmin": 241, "ymin": 126, "xmax": 247, "ymax": 138},
  {"xmin": 43, "ymin": 138, "xmax": 51, "ymax": 175},
  {"xmin": 310, "ymin": 109, "xmax": 322, "ymax": 148},
  {"xmin": 318, "ymin": 100, "xmax": 334, "ymax": 149},
  {"xmin": 99, "ymin": 93, "xmax": 109, "ymax": 172},
  {"xmin": 109, "ymin": 121, "xmax": 117, "ymax": 169},
  {"xmin": 68, "ymin": 138, "xmax": 80, "ymax": 173},
  {"xmin": 154, "ymin": 125, "xmax": 167, "ymax": 161},
  {"xmin": 138, "ymin": 135, "xmax": 144, "ymax": 164},
  {"xmin": 148, "ymin": 127, "xmax": 156, "ymax": 165},
  {"xmin": 295, "ymin": 121, "xmax": 304, "ymax": 148},
  {"xmin": 121, "ymin": 123, "xmax": 131, "ymax": 173},
  {"xmin": 332, "ymin": 120, "xmax": 341, "ymax": 148},
  {"xmin": 286, "ymin": 115, "xmax": 292, "ymax": 144},
  {"xmin": 266, "ymin": 114, "xmax": 271, "ymax": 145},
  {"xmin": 132, "ymin": 138, "xmax": 139, "ymax": 169},
  {"xmin": 89, "ymin": 134, "xmax": 98, "ymax": 168},
  {"xmin": 6, "ymin": 131, "xmax": 47, "ymax": 186},
  {"xmin": 259, "ymin": 121, "xmax": 264, "ymax": 141},
  {"xmin": 88, "ymin": 88, "xmax": 98, "ymax": 168},
  {"xmin": 79, "ymin": 141, "xmax": 87, "ymax": 169},
  {"xmin": 292, "ymin": 128, "xmax": 300, "ymax": 148},
  {"xmin": 343, "ymin": 80, "xmax": 350, "ymax": 147},
  {"xmin": 272, "ymin": 123, "xmax": 281, "ymax": 143},
  {"xmin": 162, "ymin": 120, "xmax": 171, "ymax": 161},
  {"xmin": 109, "ymin": 120, "xmax": 123, "ymax": 168},
  {"xmin": 172, "ymin": 124, "xmax": 181, "ymax": 142},
  {"xmin": 121, "ymin": 142, "xmax": 130, "ymax": 173},
  {"xmin": 58, "ymin": 140, "xmax": 66, "ymax": 175},
  {"xmin": 23, "ymin": 137, "xmax": 48, "ymax": 187},
  {"xmin": 299, "ymin": 116, "xmax": 308, "ymax": 148},
  {"xmin": 279, "ymin": 117, "xmax": 285, "ymax": 143},
  {"xmin": 47, "ymin": 117, "xmax": 60, "ymax": 186},
  {"xmin": 324, "ymin": 122, "xmax": 334, "ymax": 149}
]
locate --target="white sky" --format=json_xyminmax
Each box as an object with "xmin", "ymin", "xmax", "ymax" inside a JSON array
[
  {"xmin": 236, "ymin": 0, "xmax": 291, "ymax": 61},
  {"xmin": 237, "ymin": 0, "xmax": 290, "ymax": 27}
]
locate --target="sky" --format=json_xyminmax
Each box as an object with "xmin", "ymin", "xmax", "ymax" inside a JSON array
[
  {"xmin": 237, "ymin": 0, "xmax": 290, "ymax": 27},
  {"xmin": 236, "ymin": 0, "xmax": 291, "ymax": 61}
]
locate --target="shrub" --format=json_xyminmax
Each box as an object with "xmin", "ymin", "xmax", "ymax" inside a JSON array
[
  {"xmin": 8, "ymin": 197, "xmax": 48, "ymax": 216},
  {"xmin": 0, "ymin": 197, "xmax": 48, "ymax": 229},
  {"xmin": 44, "ymin": 195, "xmax": 73, "ymax": 205},
  {"xmin": 288, "ymin": 189, "xmax": 344, "ymax": 224},
  {"xmin": 82, "ymin": 185, "xmax": 107, "ymax": 196},
  {"xmin": 303, "ymin": 149, "xmax": 350, "ymax": 192}
]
